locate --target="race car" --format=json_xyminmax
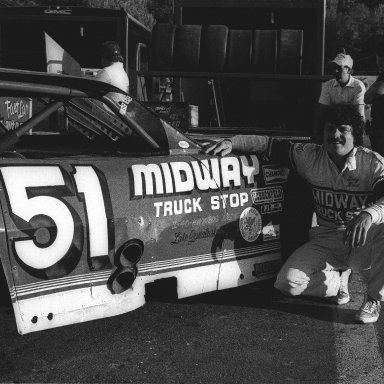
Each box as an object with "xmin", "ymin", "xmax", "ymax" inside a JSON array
[{"xmin": 0, "ymin": 69, "xmax": 287, "ymax": 334}]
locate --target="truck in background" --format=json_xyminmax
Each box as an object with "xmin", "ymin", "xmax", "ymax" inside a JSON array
[{"xmin": 0, "ymin": 6, "xmax": 151, "ymax": 98}]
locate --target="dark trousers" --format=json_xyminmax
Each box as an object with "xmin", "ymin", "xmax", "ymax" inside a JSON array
[{"xmin": 280, "ymin": 171, "xmax": 314, "ymax": 261}]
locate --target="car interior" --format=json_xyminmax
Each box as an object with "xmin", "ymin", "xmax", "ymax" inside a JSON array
[{"xmin": 0, "ymin": 93, "xmax": 194, "ymax": 158}]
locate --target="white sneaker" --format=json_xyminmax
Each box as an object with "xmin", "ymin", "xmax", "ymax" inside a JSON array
[
  {"xmin": 335, "ymin": 269, "xmax": 351, "ymax": 305},
  {"xmin": 355, "ymin": 296, "xmax": 381, "ymax": 324}
]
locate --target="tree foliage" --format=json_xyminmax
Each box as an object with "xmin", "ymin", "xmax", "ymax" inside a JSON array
[
  {"xmin": 326, "ymin": 0, "xmax": 384, "ymax": 72},
  {"xmin": 0, "ymin": 0, "xmax": 155, "ymax": 28},
  {"xmin": 2, "ymin": 0, "xmax": 384, "ymax": 71},
  {"xmin": 82, "ymin": 0, "xmax": 155, "ymax": 28}
]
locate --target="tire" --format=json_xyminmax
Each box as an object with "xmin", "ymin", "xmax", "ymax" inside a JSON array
[
  {"xmin": 173, "ymin": 25, "xmax": 202, "ymax": 71},
  {"xmin": 252, "ymin": 29, "xmax": 277, "ymax": 73},
  {"xmin": 150, "ymin": 23, "xmax": 176, "ymax": 71},
  {"xmin": 278, "ymin": 29, "xmax": 303, "ymax": 74},
  {"xmin": 227, "ymin": 29, "xmax": 252, "ymax": 72},
  {"xmin": 200, "ymin": 25, "xmax": 228, "ymax": 72}
]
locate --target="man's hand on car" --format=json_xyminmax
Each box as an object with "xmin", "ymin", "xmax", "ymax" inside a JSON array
[
  {"xmin": 204, "ymin": 139, "xmax": 233, "ymax": 156},
  {"xmin": 344, "ymin": 211, "xmax": 373, "ymax": 248}
]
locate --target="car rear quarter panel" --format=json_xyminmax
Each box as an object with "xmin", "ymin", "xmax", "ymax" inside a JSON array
[{"xmin": 0, "ymin": 153, "xmax": 287, "ymax": 334}]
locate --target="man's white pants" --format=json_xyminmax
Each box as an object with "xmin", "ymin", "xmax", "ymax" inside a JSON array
[{"xmin": 275, "ymin": 224, "xmax": 384, "ymax": 301}]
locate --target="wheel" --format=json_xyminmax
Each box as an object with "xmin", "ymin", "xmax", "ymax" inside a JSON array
[
  {"xmin": 227, "ymin": 29, "xmax": 252, "ymax": 72},
  {"xmin": 200, "ymin": 25, "xmax": 228, "ymax": 72},
  {"xmin": 278, "ymin": 29, "xmax": 304, "ymax": 74},
  {"xmin": 252, "ymin": 29, "xmax": 277, "ymax": 73},
  {"xmin": 173, "ymin": 25, "xmax": 202, "ymax": 71},
  {"xmin": 149, "ymin": 23, "xmax": 176, "ymax": 71}
]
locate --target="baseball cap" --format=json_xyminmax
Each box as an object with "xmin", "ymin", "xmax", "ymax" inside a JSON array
[{"xmin": 329, "ymin": 53, "xmax": 353, "ymax": 69}]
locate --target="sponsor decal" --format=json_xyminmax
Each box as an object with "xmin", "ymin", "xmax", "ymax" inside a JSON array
[
  {"xmin": 0, "ymin": 97, "xmax": 32, "ymax": 131},
  {"xmin": 178, "ymin": 140, "xmax": 190, "ymax": 149},
  {"xmin": 262, "ymin": 166, "xmax": 289, "ymax": 184},
  {"xmin": 154, "ymin": 192, "xmax": 249, "ymax": 217},
  {"xmin": 239, "ymin": 207, "xmax": 262, "ymax": 243},
  {"xmin": 119, "ymin": 95, "xmax": 133, "ymax": 115},
  {"xmin": 154, "ymin": 198, "xmax": 202, "ymax": 217},
  {"xmin": 253, "ymin": 260, "xmax": 282, "ymax": 278},
  {"xmin": 130, "ymin": 155, "xmax": 259, "ymax": 198},
  {"xmin": 346, "ymin": 176, "xmax": 360, "ymax": 187},
  {"xmin": 261, "ymin": 203, "xmax": 283, "ymax": 214},
  {"xmin": 262, "ymin": 222, "xmax": 280, "ymax": 241},
  {"xmin": 250, "ymin": 186, "xmax": 284, "ymax": 205},
  {"xmin": 210, "ymin": 193, "xmax": 248, "ymax": 210},
  {"xmin": 312, "ymin": 187, "xmax": 375, "ymax": 224}
]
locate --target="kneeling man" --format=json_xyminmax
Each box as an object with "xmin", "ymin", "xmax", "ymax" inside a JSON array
[{"xmin": 205, "ymin": 104, "xmax": 384, "ymax": 324}]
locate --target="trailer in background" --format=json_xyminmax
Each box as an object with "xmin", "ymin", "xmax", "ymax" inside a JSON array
[{"xmin": 143, "ymin": 0, "xmax": 326, "ymax": 139}]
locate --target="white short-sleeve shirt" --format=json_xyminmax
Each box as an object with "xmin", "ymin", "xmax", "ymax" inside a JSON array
[
  {"xmin": 318, "ymin": 76, "xmax": 365, "ymax": 107},
  {"xmin": 95, "ymin": 62, "xmax": 129, "ymax": 93}
]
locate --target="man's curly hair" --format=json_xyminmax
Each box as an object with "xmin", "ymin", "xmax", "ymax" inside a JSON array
[{"xmin": 319, "ymin": 104, "xmax": 365, "ymax": 146}]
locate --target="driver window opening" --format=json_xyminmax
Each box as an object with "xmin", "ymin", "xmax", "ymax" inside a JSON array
[{"xmin": 0, "ymin": 95, "xmax": 166, "ymax": 158}]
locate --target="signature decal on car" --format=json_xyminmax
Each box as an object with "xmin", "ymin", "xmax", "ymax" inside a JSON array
[{"xmin": 170, "ymin": 227, "xmax": 218, "ymax": 245}]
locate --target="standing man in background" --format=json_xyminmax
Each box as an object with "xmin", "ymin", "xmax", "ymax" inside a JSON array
[
  {"xmin": 315, "ymin": 53, "xmax": 365, "ymax": 141},
  {"xmin": 95, "ymin": 41, "xmax": 130, "ymax": 93},
  {"xmin": 318, "ymin": 52, "xmax": 365, "ymax": 119},
  {"xmin": 364, "ymin": 40, "xmax": 384, "ymax": 156}
]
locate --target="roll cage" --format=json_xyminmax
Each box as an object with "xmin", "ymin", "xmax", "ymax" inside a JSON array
[{"xmin": 0, "ymin": 69, "xmax": 200, "ymax": 157}]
